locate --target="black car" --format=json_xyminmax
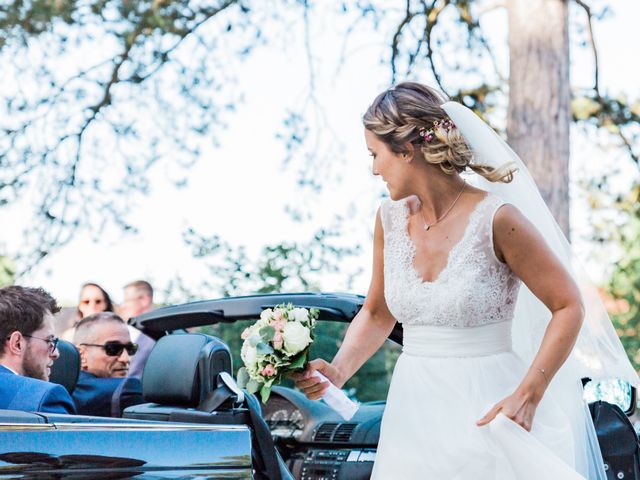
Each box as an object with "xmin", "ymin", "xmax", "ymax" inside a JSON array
[{"xmin": 1, "ymin": 292, "xmax": 637, "ymax": 479}]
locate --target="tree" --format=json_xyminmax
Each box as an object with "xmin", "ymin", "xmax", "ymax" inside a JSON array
[
  {"xmin": 167, "ymin": 224, "xmax": 362, "ymax": 300},
  {"xmin": 170, "ymin": 226, "xmax": 397, "ymax": 402},
  {"xmin": 0, "ymin": 0, "xmax": 273, "ymax": 273},
  {"xmin": 3, "ymin": 1, "xmax": 638, "ymax": 275},
  {"xmin": 0, "ymin": 256, "xmax": 14, "ymax": 287},
  {"xmin": 507, "ymin": 0, "xmax": 570, "ymax": 234},
  {"xmin": 608, "ymin": 186, "xmax": 640, "ymax": 369},
  {"xmin": 351, "ymin": 0, "xmax": 637, "ymax": 236}
]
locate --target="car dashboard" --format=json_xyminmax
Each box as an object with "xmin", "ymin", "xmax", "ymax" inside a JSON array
[{"xmin": 264, "ymin": 387, "xmax": 383, "ymax": 480}]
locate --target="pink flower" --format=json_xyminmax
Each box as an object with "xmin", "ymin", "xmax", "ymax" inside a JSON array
[
  {"xmin": 241, "ymin": 328, "xmax": 251, "ymax": 340},
  {"xmin": 274, "ymin": 310, "xmax": 284, "ymax": 322},
  {"xmin": 269, "ymin": 318, "xmax": 287, "ymax": 332},
  {"xmin": 261, "ymin": 364, "xmax": 276, "ymax": 377},
  {"xmin": 273, "ymin": 332, "xmax": 283, "ymax": 350}
]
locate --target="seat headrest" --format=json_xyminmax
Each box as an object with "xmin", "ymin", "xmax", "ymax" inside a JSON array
[
  {"xmin": 49, "ymin": 339, "xmax": 80, "ymax": 394},
  {"xmin": 142, "ymin": 333, "xmax": 232, "ymax": 407}
]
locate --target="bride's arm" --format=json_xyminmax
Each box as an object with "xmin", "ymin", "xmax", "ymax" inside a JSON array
[
  {"xmin": 293, "ymin": 208, "xmax": 397, "ymax": 400},
  {"xmin": 477, "ymin": 204, "xmax": 584, "ymax": 431}
]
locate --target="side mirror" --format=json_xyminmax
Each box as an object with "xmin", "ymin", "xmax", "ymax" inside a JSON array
[{"xmin": 583, "ymin": 378, "xmax": 636, "ymax": 416}]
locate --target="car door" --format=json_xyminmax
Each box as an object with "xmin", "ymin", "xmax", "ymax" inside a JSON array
[{"xmin": 0, "ymin": 418, "xmax": 253, "ymax": 479}]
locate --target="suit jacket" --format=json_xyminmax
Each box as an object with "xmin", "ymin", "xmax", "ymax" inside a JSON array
[
  {"xmin": 0, "ymin": 364, "xmax": 77, "ymax": 414},
  {"xmin": 72, "ymin": 371, "xmax": 144, "ymax": 417}
]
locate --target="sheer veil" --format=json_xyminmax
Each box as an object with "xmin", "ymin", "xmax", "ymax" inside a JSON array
[{"xmin": 441, "ymin": 101, "xmax": 638, "ymax": 479}]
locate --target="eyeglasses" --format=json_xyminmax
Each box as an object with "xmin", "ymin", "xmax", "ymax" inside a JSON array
[
  {"xmin": 80, "ymin": 341, "xmax": 138, "ymax": 357},
  {"xmin": 23, "ymin": 335, "xmax": 59, "ymax": 354}
]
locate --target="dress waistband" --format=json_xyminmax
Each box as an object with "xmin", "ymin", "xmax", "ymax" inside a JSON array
[{"xmin": 402, "ymin": 321, "xmax": 512, "ymax": 358}]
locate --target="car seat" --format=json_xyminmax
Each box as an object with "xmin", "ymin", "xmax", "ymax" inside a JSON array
[
  {"xmin": 49, "ymin": 339, "xmax": 80, "ymax": 394},
  {"xmin": 123, "ymin": 333, "xmax": 233, "ymax": 420},
  {"xmin": 123, "ymin": 332, "xmax": 291, "ymax": 480}
]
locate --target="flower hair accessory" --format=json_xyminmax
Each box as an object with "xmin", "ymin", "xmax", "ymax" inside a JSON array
[{"xmin": 418, "ymin": 118, "xmax": 455, "ymax": 143}]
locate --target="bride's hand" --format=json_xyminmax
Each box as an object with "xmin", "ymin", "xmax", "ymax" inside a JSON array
[
  {"xmin": 476, "ymin": 384, "xmax": 544, "ymax": 432},
  {"xmin": 290, "ymin": 359, "xmax": 343, "ymax": 400}
]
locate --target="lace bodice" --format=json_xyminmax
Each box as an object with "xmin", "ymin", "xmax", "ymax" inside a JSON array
[{"xmin": 380, "ymin": 193, "xmax": 521, "ymax": 328}]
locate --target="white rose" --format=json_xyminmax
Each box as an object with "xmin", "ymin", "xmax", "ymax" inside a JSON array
[
  {"xmin": 260, "ymin": 308, "xmax": 273, "ymax": 322},
  {"xmin": 282, "ymin": 321, "xmax": 312, "ymax": 355},
  {"xmin": 241, "ymin": 340, "xmax": 258, "ymax": 368},
  {"xmin": 290, "ymin": 307, "xmax": 309, "ymax": 323}
]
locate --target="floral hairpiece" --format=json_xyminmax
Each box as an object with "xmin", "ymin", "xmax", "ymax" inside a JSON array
[{"xmin": 418, "ymin": 118, "xmax": 455, "ymax": 143}]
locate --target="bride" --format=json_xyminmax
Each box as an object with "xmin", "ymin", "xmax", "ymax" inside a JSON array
[{"xmin": 293, "ymin": 82, "xmax": 638, "ymax": 479}]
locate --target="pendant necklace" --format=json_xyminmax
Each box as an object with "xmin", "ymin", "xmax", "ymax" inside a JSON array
[{"xmin": 420, "ymin": 180, "xmax": 466, "ymax": 231}]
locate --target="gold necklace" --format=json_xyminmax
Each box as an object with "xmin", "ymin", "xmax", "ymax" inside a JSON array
[{"xmin": 420, "ymin": 180, "xmax": 466, "ymax": 231}]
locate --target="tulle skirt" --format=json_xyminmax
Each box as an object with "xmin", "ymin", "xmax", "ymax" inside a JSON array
[{"xmin": 371, "ymin": 322, "xmax": 586, "ymax": 480}]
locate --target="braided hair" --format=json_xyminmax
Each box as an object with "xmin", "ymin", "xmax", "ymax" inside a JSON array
[{"xmin": 362, "ymin": 82, "xmax": 514, "ymax": 183}]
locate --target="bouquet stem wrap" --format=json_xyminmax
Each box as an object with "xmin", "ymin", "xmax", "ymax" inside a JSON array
[{"xmin": 312, "ymin": 371, "xmax": 359, "ymax": 420}]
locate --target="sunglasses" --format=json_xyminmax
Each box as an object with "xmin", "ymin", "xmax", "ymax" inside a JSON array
[{"xmin": 81, "ymin": 341, "xmax": 138, "ymax": 357}]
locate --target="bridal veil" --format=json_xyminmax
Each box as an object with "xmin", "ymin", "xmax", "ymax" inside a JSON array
[{"xmin": 442, "ymin": 101, "xmax": 639, "ymax": 479}]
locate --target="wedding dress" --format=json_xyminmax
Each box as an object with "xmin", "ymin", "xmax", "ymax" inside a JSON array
[
  {"xmin": 371, "ymin": 193, "xmax": 587, "ymax": 479},
  {"xmin": 368, "ymin": 101, "xmax": 636, "ymax": 479}
]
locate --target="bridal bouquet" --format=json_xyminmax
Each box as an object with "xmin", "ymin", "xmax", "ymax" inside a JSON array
[
  {"xmin": 237, "ymin": 304, "xmax": 318, "ymax": 403},
  {"xmin": 237, "ymin": 304, "xmax": 359, "ymax": 420}
]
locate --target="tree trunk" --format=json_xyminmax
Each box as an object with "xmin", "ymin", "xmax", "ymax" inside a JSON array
[{"xmin": 507, "ymin": 0, "xmax": 571, "ymax": 237}]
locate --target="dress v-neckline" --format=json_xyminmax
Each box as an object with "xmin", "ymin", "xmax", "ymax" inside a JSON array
[{"xmin": 402, "ymin": 193, "xmax": 491, "ymax": 285}]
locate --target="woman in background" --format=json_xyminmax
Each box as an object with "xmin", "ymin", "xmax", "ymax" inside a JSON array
[{"xmin": 61, "ymin": 282, "xmax": 114, "ymax": 342}]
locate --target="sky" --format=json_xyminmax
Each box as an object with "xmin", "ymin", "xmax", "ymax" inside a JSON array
[{"xmin": 2, "ymin": 1, "xmax": 639, "ymax": 307}]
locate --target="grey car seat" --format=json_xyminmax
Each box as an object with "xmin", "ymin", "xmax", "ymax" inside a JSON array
[
  {"xmin": 49, "ymin": 339, "xmax": 80, "ymax": 394},
  {"xmin": 123, "ymin": 333, "xmax": 233, "ymax": 419}
]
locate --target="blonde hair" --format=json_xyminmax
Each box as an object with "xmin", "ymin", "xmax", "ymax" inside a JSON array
[{"xmin": 362, "ymin": 82, "xmax": 515, "ymax": 183}]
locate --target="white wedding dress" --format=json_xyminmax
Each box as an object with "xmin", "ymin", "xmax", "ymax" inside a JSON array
[{"xmin": 371, "ymin": 193, "xmax": 586, "ymax": 480}]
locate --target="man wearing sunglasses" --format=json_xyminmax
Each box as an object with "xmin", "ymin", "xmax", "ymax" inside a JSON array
[
  {"xmin": 0, "ymin": 286, "xmax": 77, "ymax": 414},
  {"xmin": 72, "ymin": 312, "xmax": 144, "ymax": 417}
]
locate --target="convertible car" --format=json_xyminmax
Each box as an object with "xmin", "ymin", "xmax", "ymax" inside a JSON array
[{"xmin": 1, "ymin": 292, "xmax": 638, "ymax": 479}]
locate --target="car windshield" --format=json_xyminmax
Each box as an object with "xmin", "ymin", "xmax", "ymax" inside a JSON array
[{"xmin": 199, "ymin": 319, "xmax": 401, "ymax": 403}]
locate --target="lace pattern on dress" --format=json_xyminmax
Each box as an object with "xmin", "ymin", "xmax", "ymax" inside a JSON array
[{"xmin": 380, "ymin": 194, "xmax": 521, "ymax": 327}]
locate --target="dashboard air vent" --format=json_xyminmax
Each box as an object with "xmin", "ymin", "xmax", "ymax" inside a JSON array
[
  {"xmin": 313, "ymin": 422, "xmax": 339, "ymax": 442},
  {"xmin": 333, "ymin": 423, "xmax": 357, "ymax": 442}
]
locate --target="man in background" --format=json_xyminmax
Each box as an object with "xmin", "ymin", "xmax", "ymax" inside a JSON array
[
  {"xmin": 120, "ymin": 280, "xmax": 156, "ymax": 378},
  {"xmin": 72, "ymin": 312, "xmax": 144, "ymax": 417},
  {"xmin": 0, "ymin": 286, "xmax": 76, "ymax": 414}
]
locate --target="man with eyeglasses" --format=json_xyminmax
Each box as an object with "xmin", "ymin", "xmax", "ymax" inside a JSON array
[
  {"xmin": 72, "ymin": 312, "xmax": 144, "ymax": 417},
  {"xmin": 0, "ymin": 286, "xmax": 77, "ymax": 414}
]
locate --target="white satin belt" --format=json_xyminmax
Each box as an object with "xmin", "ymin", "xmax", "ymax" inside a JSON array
[{"xmin": 402, "ymin": 321, "xmax": 512, "ymax": 357}]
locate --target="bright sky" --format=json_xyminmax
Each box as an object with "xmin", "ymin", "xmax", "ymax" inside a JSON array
[{"xmin": 2, "ymin": 1, "xmax": 639, "ymax": 307}]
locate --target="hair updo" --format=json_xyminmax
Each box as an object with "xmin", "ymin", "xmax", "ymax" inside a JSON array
[{"xmin": 362, "ymin": 82, "xmax": 514, "ymax": 183}]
